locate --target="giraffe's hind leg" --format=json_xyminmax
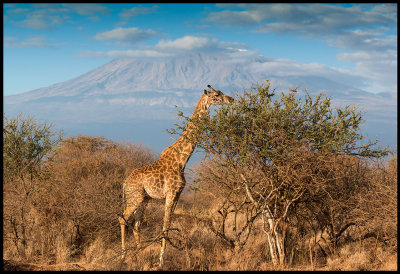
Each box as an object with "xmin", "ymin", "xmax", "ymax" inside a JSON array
[
  {"xmin": 119, "ymin": 190, "xmax": 147, "ymax": 256},
  {"xmin": 119, "ymin": 207, "xmax": 135, "ymax": 257},
  {"xmin": 132, "ymin": 196, "xmax": 150, "ymax": 249}
]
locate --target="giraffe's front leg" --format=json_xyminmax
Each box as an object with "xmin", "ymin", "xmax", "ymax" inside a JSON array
[
  {"xmin": 118, "ymin": 215, "xmax": 128, "ymax": 259},
  {"xmin": 159, "ymin": 192, "xmax": 181, "ymax": 267}
]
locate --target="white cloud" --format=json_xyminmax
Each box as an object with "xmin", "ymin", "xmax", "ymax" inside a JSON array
[
  {"xmin": 331, "ymin": 29, "xmax": 396, "ymax": 52},
  {"xmin": 338, "ymin": 50, "xmax": 397, "ymax": 93},
  {"xmin": 6, "ymin": 4, "xmax": 70, "ymax": 29},
  {"xmin": 80, "ymin": 35, "xmax": 253, "ymax": 59},
  {"xmin": 5, "ymin": 4, "xmax": 109, "ymax": 29},
  {"xmin": 206, "ymin": 4, "xmax": 396, "ymax": 52},
  {"xmin": 93, "ymin": 27, "xmax": 157, "ymax": 43},
  {"xmin": 155, "ymin": 36, "xmax": 210, "ymax": 51},
  {"xmin": 248, "ymin": 57, "xmax": 366, "ymax": 88},
  {"xmin": 78, "ymin": 49, "xmax": 170, "ymax": 59},
  {"xmin": 119, "ymin": 5, "xmax": 159, "ymax": 19},
  {"xmin": 6, "ymin": 7, "xmax": 30, "ymax": 15},
  {"xmin": 4, "ymin": 36, "xmax": 63, "ymax": 49},
  {"xmin": 13, "ymin": 12, "xmax": 67, "ymax": 29},
  {"xmin": 205, "ymin": 4, "xmax": 397, "ymax": 94},
  {"xmin": 207, "ymin": 4, "xmax": 396, "ymax": 35},
  {"xmin": 62, "ymin": 4, "xmax": 110, "ymax": 16},
  {"xmin": 153, "ymin": 35, "xmax": 251, "ymax": 56},
  {"xmin": 14, "ymin": 17, "xmax": 51, "ymax": 29},
  {"xmin": 329, "ymin": 29, "xmax": 397, "ymax": 94}
]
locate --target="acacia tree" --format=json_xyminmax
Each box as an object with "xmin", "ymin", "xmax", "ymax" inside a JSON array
[
  {"xmin": 3, "ymin": 113, "xmax": 62, "ymax": 183},
  {"xmin": 3, "ymin": 113, "xmax": 62, "ymax": 259},
  {"xmin": 170, "ymin": 81, "xmax": 388, "ymax": 265}
]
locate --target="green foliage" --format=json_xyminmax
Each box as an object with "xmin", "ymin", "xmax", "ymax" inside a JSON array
[
  {"xmin": 172, "ymin": 80, "xmax": 388, "ymax": 164},
  {"xmin": 3, "ymin": 113, "xmax": 63, "ymax": 182}
]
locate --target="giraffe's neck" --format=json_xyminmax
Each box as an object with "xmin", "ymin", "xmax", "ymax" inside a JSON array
[{"xmin": 161, "ymin": 94, "xmax": 209, "ymax": 171}]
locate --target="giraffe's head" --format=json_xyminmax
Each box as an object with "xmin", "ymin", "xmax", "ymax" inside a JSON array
[{"xmin": 203, "ymin": 85, "xmax": 234, "ymax": 106}]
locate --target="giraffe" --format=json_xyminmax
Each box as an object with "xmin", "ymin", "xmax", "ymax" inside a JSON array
[{"xmin": 118, "ymin": 85, "xmax": 234, "ymax": 266}]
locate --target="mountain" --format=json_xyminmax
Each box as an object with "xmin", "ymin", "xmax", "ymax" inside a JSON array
[{"xmin": 4, "ymin": 52, "xmax": 397, "ymax": 153}]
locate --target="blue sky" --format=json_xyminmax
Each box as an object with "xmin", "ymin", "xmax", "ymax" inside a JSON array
[{"xmin": 3, "ymin": 3, "xmax": 397, "ymax": 96}]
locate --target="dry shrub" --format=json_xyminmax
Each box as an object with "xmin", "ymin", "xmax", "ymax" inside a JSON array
[
  {"xmin": 3, "ymin": 135, "xmax": 156, "ymax": 265},
  {"xmin": 323, "ymin": 154, "xmax": 397, "ymax": 271},
  {"xmin": 350, "ymin": 155, "xmax": 397, "ymax": 249},
  {"xmin": 3, "ymin": 134, "xmax": 396, "ymax": 271},
  {"xmin": 326, "ymin": 239, "xmax": 397, "ymax": 271},
  {"xmin": 327, "ymin": 243, "xmax": 371, "ymax": 271},
  {"xmin": 42, "ymin": 136, "xmax": 155, "ymax": 260},
  {"xmin": 186, "ymin": 153, "xmax": 397, "ymax": 270},
  {"xmin": 224, "ymin": 228, "xmax": 270, "ymax": 270},
  {"xmin": 82, "ymin": 236, "xmax": 122, "ymax": 270}
]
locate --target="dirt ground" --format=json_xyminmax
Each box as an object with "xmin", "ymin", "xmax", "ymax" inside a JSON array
[{"xmin": 3, "ymin": 260, "xmax": 87, "ymax": 271}]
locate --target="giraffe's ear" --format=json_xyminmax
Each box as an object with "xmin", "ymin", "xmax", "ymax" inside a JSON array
[{"xmin": 203, "ymin": 89, "xmax": 208, "ymax": 95}]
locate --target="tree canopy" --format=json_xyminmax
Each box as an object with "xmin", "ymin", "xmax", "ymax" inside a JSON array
[{"xmin": 169, "ymin": 80, "xmax": 389, "ymax": 265}]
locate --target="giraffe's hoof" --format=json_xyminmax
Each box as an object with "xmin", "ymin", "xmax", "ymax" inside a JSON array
[
  {"xmin": 120, "ymin": 248, "xmax": 127, "ymax": 260},
  {"xmin": 150, "ymin": 265, "xmax": 163, "ymax": 271}
]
